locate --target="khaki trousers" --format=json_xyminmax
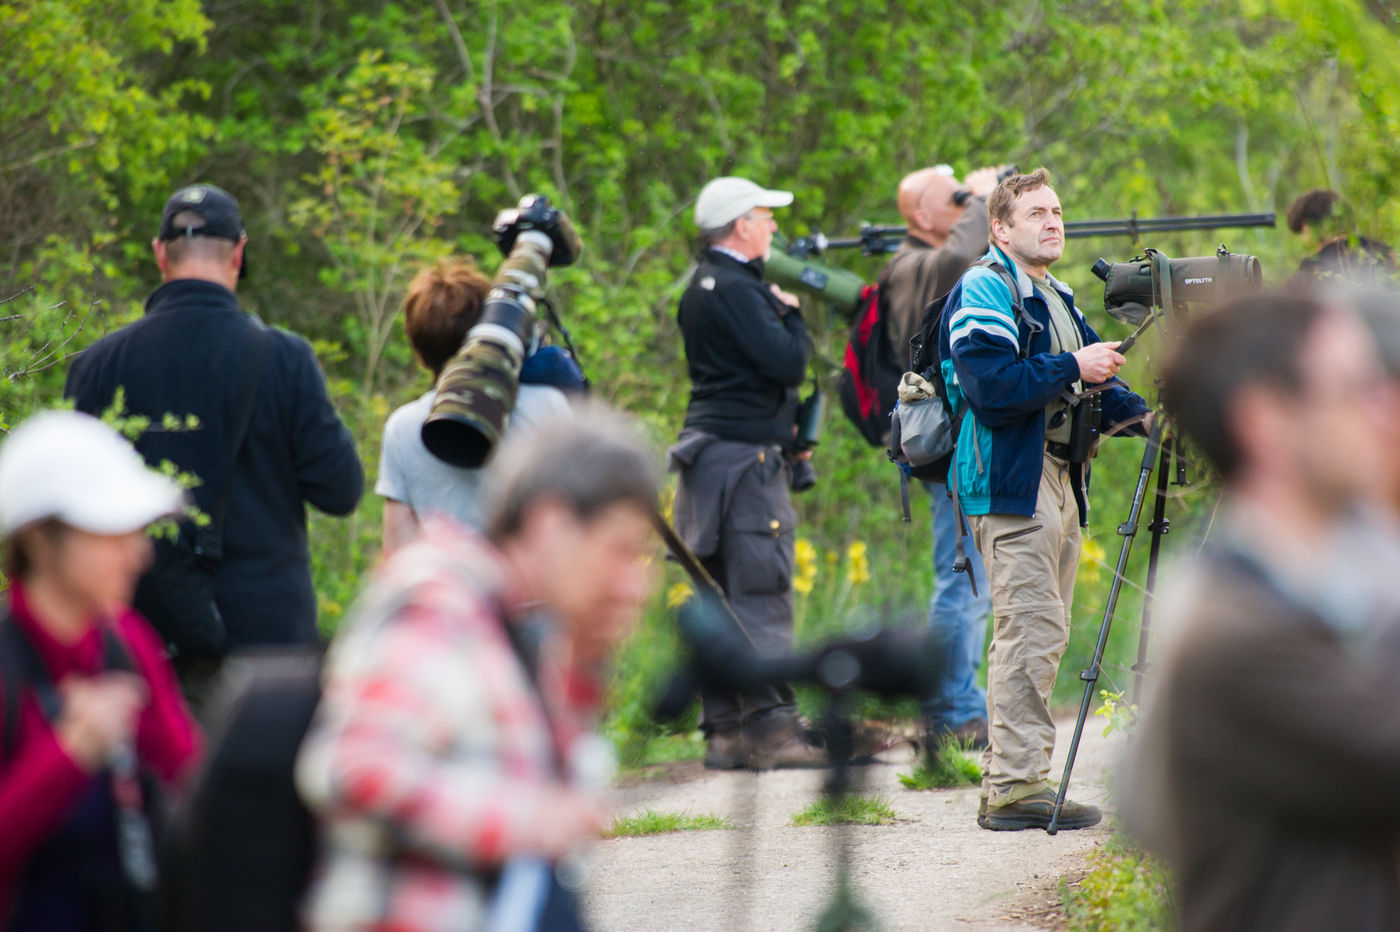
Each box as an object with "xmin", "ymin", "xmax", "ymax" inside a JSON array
[{"xmin": 968, "ymin": 455, "xmax": 1080, "ymax": 807}]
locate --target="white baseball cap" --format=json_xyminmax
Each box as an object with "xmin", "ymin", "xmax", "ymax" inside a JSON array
[
  {"xmin": 0, "ymin": 410, "xmax": 185, "ymax": 536},
  {"xmin": 694, "ymin": 176, "xmax": 794, "ymax": 230}
]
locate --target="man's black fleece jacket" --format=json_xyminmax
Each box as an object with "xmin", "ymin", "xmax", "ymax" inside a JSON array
[
  {"xmin": 678, "ymin": 248, "xmax": 810, "ymax": 446},
  {"xmin": 65, "ymin": 278, "xmax": 363, "ymax": 649}
]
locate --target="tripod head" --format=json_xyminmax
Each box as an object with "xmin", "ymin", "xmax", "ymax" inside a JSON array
[{"xmin": 654, "ymin": 590, "xmax": 942, "ymax": 722}]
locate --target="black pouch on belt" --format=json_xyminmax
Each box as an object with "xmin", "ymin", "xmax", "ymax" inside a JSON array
[{"xmin": 1066, "ymin": 392, "xmax": 1103, "ymax": 464}]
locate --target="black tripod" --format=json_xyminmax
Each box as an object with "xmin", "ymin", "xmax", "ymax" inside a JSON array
[{"xmin": 1048, "ymin": 411, "xmax": 1183, "ymax": 834}]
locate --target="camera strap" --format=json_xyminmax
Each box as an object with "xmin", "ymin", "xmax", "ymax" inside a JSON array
[
  {"xmin": 199, "ymin": 324, "xmax": 268, "ymax": 562},
  {"xmin": 945, "ymin": 448, "xmax": 979, "ymax": 598}
]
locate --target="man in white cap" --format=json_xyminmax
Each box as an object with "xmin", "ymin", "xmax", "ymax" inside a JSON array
[{"xmin": 667, "ymin": 176, "xmax": 824, "ymax": 769}]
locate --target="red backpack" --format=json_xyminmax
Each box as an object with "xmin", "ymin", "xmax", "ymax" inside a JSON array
[{"xmin": 836, "ymin": 275, "xmax": 905, "ymax": 447}]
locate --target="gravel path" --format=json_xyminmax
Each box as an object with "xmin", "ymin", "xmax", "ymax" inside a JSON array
[{"xmin": 583, "ymin": 715, "xmax": 1121, "ymax": 931}]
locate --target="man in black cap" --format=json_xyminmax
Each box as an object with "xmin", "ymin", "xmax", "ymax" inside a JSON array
[{"xmin": 64, "ymin": 184, "xmax": 363, "ymax": 709}]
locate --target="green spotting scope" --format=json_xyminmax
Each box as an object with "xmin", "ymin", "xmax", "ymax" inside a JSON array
[{"xmin": 763, "ymin": 232, "xmax": 867, "ymax": 315}]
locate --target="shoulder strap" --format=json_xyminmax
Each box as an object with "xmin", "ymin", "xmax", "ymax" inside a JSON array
[
  {"xmin": 0, "ymin": 608, "xmax": 58, "ymax": 761},
  {"xmin": 944, "ymin": 457, "xmax": 980, "ymax": 598},
  {"xmin": 973, "ymin": 256, "xmax": 1040, "ymax": 359},
  {"xmin": 0, "ymin": 608, "xmax": 138, "ymax": 761},
  {"xmin": 204, "ymin": 325, "xmax": 269, "ymax": 550},
  {"xmin": 0, "ymin": 604, "xmax": 22, "ymax": 761}
]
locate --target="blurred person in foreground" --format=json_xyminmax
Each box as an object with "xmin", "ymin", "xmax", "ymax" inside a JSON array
[
  {"xmin": 0, "ymin": 411, "xmax": 199, "ymax": 930},
  {"xmin": 296, "ymin": 406, "xmax": 659, "ymax": 930},
  {"xmin": 1119, "ymin": 291, "xmax": 1400, "ymax": 930},
  {"xmin": 378, "ymin": 258, "xmax": 571, "ymax": 553},
  {"xmin": 1352, "ymin": 285, "xmax": 1400, "ymax": 511}
]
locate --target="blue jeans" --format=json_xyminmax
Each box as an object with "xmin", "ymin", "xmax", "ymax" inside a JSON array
[{"xmin": 920, "ymin": 480, "xmax": 991, "ymax": 729}]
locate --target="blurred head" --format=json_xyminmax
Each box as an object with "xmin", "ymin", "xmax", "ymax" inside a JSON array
[
  {"xmin": 483, "ymin": 405, "xmax": 662, "ymax": 660},
  {"xmin": 0, "ymin": 411, "xmax": 183, "ymax": 616},
  {"xmin": 988, "ymin": 168, "xmax": 1062, "ymax": 275},
  {"xmin": 694, "ymin": 176, "xmax": 793, "ymax": 261},
  {"xmin": 1340, "ymin": 285, "xmax": 1400, "ymax": 508},
  {"xmin": 1163, "ymin": 292, "xmax": 1389, "ymax": 514},
  {"xmin": 1286, "ymin": 188, "xmax": 1342, "ymax": 235},
  {"xmin": 897, "ymin": 166, "xmax": 964, "ymax": 248},
  {"xmin": 403, "ymin": 258, "xmax": 493, "ymax": 378}
]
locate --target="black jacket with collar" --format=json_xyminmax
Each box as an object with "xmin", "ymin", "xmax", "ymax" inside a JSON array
[
  {"xmin": 677, "ymin": 248, "xmax": 811, "ymax": 445},
  {"xmin": 64, "ymin": 278, "xmax": 363, "ymax": 649}
]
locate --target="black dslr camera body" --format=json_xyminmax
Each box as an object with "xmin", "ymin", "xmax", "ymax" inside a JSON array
[{"xmin": 492, "ymin": 195, "xmax": 579, "ymax": 268}]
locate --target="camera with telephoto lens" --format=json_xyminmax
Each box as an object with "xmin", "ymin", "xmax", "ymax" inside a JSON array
[
  {"xmin": 421, "ymin": 195, "xmax": 582, "ymax": 468},
  {"xmin": 1092, "ymin": 246, "xmax": 1262, "ymax": 325}
]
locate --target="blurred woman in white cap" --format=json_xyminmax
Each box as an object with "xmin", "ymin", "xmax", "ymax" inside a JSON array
[{"xmin": 0, "ymin": 410, "xmax": 200, "ymax": 930}]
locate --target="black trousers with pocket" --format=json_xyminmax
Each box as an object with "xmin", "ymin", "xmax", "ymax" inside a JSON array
[{"xmin": 671, "ymin": 432, "xmax": 799, "ymax": 735}]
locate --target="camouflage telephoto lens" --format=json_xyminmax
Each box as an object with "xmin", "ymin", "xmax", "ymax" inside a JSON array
[{"xmin": 422, "ymin": 291, "xmax": 533, "ymax": 468}]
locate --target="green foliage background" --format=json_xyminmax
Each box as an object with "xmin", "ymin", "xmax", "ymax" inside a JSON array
[{"xmin": 5, "ymin": 0, "xmax": 1399, "ymax": 751}]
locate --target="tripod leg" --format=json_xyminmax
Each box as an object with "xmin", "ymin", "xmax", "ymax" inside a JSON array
[
  {"xmin": 1132, "ymin": 433, "xmax": 1174, "ymax": 705},
  {"xmin": 1048, "ymin": 418, "xmax": 1164, "ymax": 834}
]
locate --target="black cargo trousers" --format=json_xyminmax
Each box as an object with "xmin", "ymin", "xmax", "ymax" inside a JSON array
[{"xmin": 669, "ymin": 429, "xmax": 799, "ymax": 736}]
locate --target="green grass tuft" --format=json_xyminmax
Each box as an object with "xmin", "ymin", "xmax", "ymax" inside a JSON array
[
  {"xmin": 604, "ymin": 809, "xmax": 732, "ymax": 838},
  {"xmin": 1063, "ymin": 833, "xmax": 1175, "ymax": 931},
  {"xmin": 791, "ymin": 793, "xmax": 899, "ymax": 826},
  {"xmin": 899, "ymin": 738, "xmax": 983, "ymax": 790}
]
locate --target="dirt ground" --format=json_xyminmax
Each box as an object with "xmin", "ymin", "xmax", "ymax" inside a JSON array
[{"xmin": 582, "ymin": 715, "xmax": 1122, "ymax": 931}]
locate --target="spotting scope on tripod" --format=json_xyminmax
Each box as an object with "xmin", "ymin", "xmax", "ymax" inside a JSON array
[{"xmin": 1047, "ymin": 245, "xmax": 1263, "ymax": 833}]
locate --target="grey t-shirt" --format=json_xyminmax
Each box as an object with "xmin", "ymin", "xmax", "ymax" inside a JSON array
[
  {"xmin": 376, "ymin": 384, "xmax": 571, "ymax": 531},
  {"xmin": 1035, "ymin": 279, "xmax": 1083, "ymax": 445}
]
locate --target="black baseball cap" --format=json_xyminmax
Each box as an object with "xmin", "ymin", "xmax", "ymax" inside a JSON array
[{"xmin": 157, "ymin": 184, "xmax": 246, "ymax": 242}]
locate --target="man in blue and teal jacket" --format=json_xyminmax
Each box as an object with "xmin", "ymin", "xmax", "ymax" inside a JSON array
[{"xmin": 937, "ymin": 169, "xmax": 1150, "ymax": 832}]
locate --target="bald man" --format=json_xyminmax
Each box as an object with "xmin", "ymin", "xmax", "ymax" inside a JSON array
[
  {"xmin": 882, "ymin": 163, "xmax": 1002, "ymax": 750},
  {"xmin": 883, "ymin": 165, "xmax": 1001, "ymax": 357}
]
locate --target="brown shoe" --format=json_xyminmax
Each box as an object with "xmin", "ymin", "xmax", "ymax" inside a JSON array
[
  {"xmin": 977, "ymin": 789, "xmax": 1101, "ymax": 832},
  {"xmin": 923, "ymin": 717, "xmax": 989, "ymax": 752},
  {"xmin": 745, "ymin": 724, "xmax": 828, "ymax": 770},
  {"xmin": 950, "ymin": 718, "xmax": 989, "ymax": 750},
  {"xmin": 703, "ymin": 731, "xmax": 748, "ymax": 770}
]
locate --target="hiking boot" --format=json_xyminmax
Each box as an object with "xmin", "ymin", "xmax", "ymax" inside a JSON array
[
  {"xmin": 703, "ymin": 731, "xmax": 748, "ymax": 770},
  {"xmin": 746, "ymin": 724, "xmax": 828, "ymax": 770},
  {"xmin": 977, "ymin": 789, "xmax": 1101, "ymax": 832}
]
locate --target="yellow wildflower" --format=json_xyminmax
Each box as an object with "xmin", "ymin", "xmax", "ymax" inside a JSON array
[
  {"xmin": 794, "ymin": 538, "xmax": 818, "ymax": 596},
  {"xmin": 660, "ymin": 484, "xmax": 677, "ymax": 525},
  {"xmin": 846, "ymin": 540, "xmax": 870, "ymax": 587},
  {"xmin": 665, "ymin": 582, "xmax": 693, "ymax": 609},
  {"xmin": 1078, "ymin": 535, "xmax": 1106, "ymax": 587}
]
